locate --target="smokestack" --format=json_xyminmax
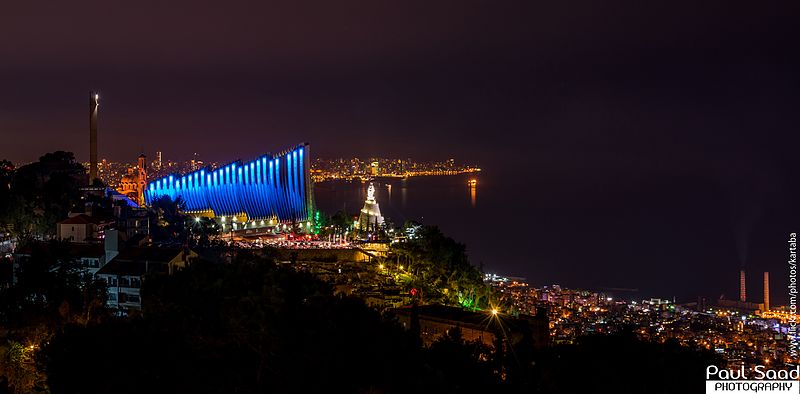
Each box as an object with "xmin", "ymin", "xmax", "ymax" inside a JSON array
[
  {"xmin": 764, "ymin": 272, "xmax": 770, "ymax": 311},
  {"xmin": 739, "ymin": 269, "xmax": 746, "ymax": 302},
  {"xmin": 89, "ymin": 92, "xmax": 100, "ymax": 184}
]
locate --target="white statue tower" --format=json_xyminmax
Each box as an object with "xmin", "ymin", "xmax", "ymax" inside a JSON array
[{"xmin": 357, "ymin": 183, "xmax": 384, "ymax": 231}]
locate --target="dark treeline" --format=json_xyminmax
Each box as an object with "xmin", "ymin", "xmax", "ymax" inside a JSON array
[
  {"xmin": 0, "ymin": 247, "xmax": 719, "ymax": 394},
  {"xmin": 0, "ymin": 153, "xmax": 86, "ymax": 239},
  {"xmin": 42, "ymin": 251, "xmax": 426, "ymax": 393},
  {"xmin": 391, "ymin": 224, "xmax": 489, "ymax": 310}
]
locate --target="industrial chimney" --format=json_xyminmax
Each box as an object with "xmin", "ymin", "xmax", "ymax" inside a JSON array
[
  {"xmin": 764, "ymin": 272, "xmax": 770, "ymax": 311},
  {"xmin": 89, "ymin": 91, "xmax": 100, "ymax": 184},
  {"xmin": 739, "ymin": 269, "xmax": 746, "ymax": 302}
]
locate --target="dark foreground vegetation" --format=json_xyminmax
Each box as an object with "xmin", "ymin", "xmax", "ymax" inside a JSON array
[
  {"xmin": 0, "ymin": 153, "xmax": 719, "ymax": 393},
  {"xmin": 0, "ymin": 247, "xmax": 718, "ymax": 394}
]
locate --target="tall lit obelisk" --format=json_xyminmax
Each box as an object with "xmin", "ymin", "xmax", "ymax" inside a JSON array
[
  {"xmin": 89, "ymin": 92, "xmax": 100, "ymax": 183},
  {"xmin": 763, "ymin": 272, "xmax": 770, "ymax": 311},
  {"xmin": 739, "ymin": 269, "xmax": 746, "ymax": 302}
]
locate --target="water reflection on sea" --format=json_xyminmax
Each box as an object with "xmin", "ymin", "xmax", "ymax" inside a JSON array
[
  {"xmin": 313, "ymin": 175, "xmax": 488, "ymax": 268},
  {"xmin": 314, "ymin": 174, "xmax": 534, "ymax": 289},
  {"xmin": 314, "ymin": 173, "xmax": 524, "ymax": 287},
  {"xmin": 313, "ymin": 174, "xmax": 481, "ymax": 228}
]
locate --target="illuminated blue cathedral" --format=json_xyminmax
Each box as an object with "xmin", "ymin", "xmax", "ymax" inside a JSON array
[{"xmin": 144, "ymin": 143, "xmax": 314, "ymax": 228}]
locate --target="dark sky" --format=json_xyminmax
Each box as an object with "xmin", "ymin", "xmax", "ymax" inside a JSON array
[{"xmin": 1, "ymin": 1, "xmax": 798, "ymax": 301}]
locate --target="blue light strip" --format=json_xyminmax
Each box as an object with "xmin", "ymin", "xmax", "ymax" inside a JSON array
[{"xmin": 143, "ymin": 144, "xmax": 312, "ymax": 224}]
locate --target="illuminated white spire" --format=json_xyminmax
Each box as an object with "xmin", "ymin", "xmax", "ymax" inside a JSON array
[{"xmin": 358, "ymin": 182, "xmax": 383, "ymax": 232}]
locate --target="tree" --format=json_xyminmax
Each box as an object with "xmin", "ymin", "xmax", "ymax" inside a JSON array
[
  {"xmin": 0, "ymin": 240, "xmax": 109, "ymax": 328},
  {"xmin": 2, "ymin": 152, "xmax": 85, "ymax": 239},
  {"xmin": 330, "ymin": 210, "xmax": 352, "ymax": 238},
  {"xmin": 149, "ymin": 195, "xmax": 187, "ymax": 242},
  {"xmin": 392, "ymin": 225, "xmax": 488, "ymax": 308},
  {"xmin": 187, "ymin": 216, "xmax": 220, "ymax": 247},
  {"xmin": 527, "ymin": 331, "xmax": 724, "ymax": 394},
  {"xmin": 425, "ymin": 327, "xmax": 496, "ymax": 392},
  {"xmin": 0, "ymin": 240, "xmax": 110, "ymax": 393},
  {"xmin": 43, "ymin": 254, "xmax": 431, "ymax": 393},
  {"xmin": 0, "ymin": 160, "xmax": 14, "ymax": 231}
]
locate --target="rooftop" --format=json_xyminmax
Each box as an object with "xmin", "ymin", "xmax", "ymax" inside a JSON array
[
  {"xmin": 96, "ymin": 259, "xmax": 168, "ymax": 277},
  {"xmin": 114, "ymin": 246, "xmax": 187, "ymax": 264},
  {"xmin": 58, "ymin": 214, "xmax": 107, "ymax": 225}
]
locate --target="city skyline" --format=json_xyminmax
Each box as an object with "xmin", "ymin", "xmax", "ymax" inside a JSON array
[{"xmin": 5, "ymin": 147, "xmax": 483, "ymax": 169}]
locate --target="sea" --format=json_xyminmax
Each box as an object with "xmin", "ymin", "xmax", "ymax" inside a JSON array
[
  {"xmin": 313, "ymin": 173, "xmax": 647, "ymax": 301},
  {"xmin": 314, "ymin": 174, "xmax": 497, "ymax": 270}
]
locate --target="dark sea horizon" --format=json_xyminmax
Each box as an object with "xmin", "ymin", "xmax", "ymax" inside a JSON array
[
  {"xmin": 313, "ymin": 174, "xmax": 650, "ymax": 301},
  {"xmin": 313, "ymin": 170, "xmax": 789, "ymax": 305}
]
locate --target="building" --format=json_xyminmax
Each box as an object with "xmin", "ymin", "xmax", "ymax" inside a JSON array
[
  {"xmin": 144, "ymin": 143, "xmax": 314, "ymax": 232},
  {"xmin": 96, "ymin": 246, "xmax": 198, "ymax": 313},
  {"xmin": 357, "ymin": 183, "xmax": 384, "ymax": 231},
  {"xmin": 117, "ymin": 154, "xmax": 147, "ymax": 206},
  {"xmin": 190, "ymin": 152, "xmax": 203, "ymax": 171},
  {"xmin": 115, "ymin": 207, "xmax": 150, "ymax": 239},
  {"xmin": 155, "ymin": 151, "xmax": 162, "ymax": 171},
  {"xmin": 393, "ymin": 304, "xmax": 549, "ymax": 350},
  {"xmin": 717, "ymin": 298, "xmax": 765, "ymax": 313},
  {"xmin": 73, "ymin": 244, "xmax": 107, "ymax": 276},
  {"xmin": 56, "ymin": 214, "xmax": 114, "ymax": 243}
]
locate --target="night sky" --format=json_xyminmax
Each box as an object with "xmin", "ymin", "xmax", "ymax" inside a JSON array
[{"xmin": 1, "ymin": 1, "xmax": 798, "ymax": 301}]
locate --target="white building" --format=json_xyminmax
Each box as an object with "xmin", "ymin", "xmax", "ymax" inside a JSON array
[
  {"xmin": 96, "ymin": 247, "xmax": 197, "ymax": 314},
  {"xmin": 56, "ymin": 214, "xmax": 113, "ymax": 243}
]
